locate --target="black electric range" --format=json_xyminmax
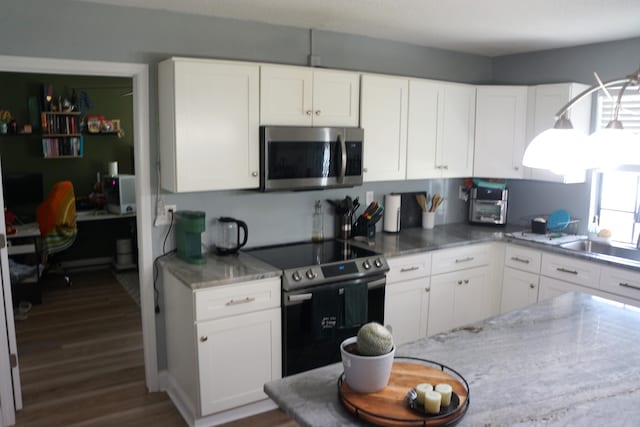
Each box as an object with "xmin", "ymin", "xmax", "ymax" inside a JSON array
[{"xmin": 246, "ymin": 240, "xmax": 388, "ymax": 291}]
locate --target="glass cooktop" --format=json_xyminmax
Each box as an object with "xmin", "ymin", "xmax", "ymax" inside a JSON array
[{"xmin": 245, "ymin": 240, "xmax": 380, "ymax": 270}]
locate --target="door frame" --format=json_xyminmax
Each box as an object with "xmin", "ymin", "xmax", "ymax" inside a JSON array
[{"xmin": 0, "ymin": 55, "xmax": 156, "ymax": 424}]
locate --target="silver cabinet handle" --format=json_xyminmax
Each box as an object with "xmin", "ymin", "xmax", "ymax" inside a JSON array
[
  {"xmin": 315, "ymin": 110, "xmax": 321, "ymax": 116},
  {"xmin": 200, "ymin": 336, "xmax": 208, "ymax": 342},
  {"xmin": 455, "ymin": 257, "xmax": 474, "ymax": 263},
  {"xmin": 463, "ymin": 279, "xmax": 469, "ymax": 284},
  {"xmin": 511, "ymin": 256, "xmax": 530, "ymax": 264},
  {"xmin": 457, "ymin": 280, "xmax": 463, "ymax": 285},
  {"xmin": 363, "ymin": 167, "xmax": 368, "ymax": 173},
  {"xmin": 619, "ymin": 282, "xmax": 640, "ymax": 291},
  {"xmin": 529, "ymin": 283, "xmax": 536, "ymax": 289},
  {"xmin": 225, "ymin": 296, "xmax": 256, "ymax": 306},
  {"xmin": 443, "ymin": 165, "xmax": 449, "ymax": 170},
  {"xmin": 425, "ymin": 287, "xmax": 430, "ymax": 292},
  {"xmin": 556, "ymin": 267, "xmax": 578, "ymax": 275},
  {"xmin": 514, "ymin": 166, "xmax": 519, "ymax": 171},
  {"xmin": 251, "ymin": 171, "xmax": 258, "ymax": 177},
  {"xmin": 288, "ymin": 293, "xmax": 313, "ymax": 302},
  {"xmin": 306, "ymin": 110, "xmax": 312, "ymax": 115},
  {"xmin": 400, "ymin": 266, "xmax": 420, "ymax": 273}
]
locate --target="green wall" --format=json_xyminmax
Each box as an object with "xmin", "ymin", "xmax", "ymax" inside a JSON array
[{"xmin": 0, "ymin": 72, "xmax": 134, "ymax": 200}]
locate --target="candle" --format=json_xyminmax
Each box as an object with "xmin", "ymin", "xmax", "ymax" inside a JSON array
[
  {"xmin": 424, "ymin": 390, "xmax": 442, "ymax": 414},
  {"xmin": 435, "ymin": 383, "xmax": 453, "ymax": 406},
  {"xmin": 415, "ymin": 383, "xmax": 433, "ymax": 404}
]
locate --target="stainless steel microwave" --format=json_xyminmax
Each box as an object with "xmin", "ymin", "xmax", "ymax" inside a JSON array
[{"xmin": 259, "ymin": 126, "xmax": 364, "ymax": 192}]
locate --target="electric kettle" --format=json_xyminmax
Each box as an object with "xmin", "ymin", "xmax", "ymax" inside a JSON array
[{"xmin": 215, "ymin": 217, "xmax": 248, "ymax": 255}]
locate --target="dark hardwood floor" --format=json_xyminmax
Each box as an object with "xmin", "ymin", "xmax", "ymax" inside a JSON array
[{"xmin": 12, "ymin": 268, "xmax": 296, "ymax": 427}]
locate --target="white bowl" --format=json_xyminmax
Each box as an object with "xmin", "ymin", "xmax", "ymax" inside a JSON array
[{"xmin": 340, "ymin": 336, "xmax": 395, "ymax": 393}]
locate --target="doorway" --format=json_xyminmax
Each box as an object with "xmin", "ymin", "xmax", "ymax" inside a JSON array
[{"xmin": 0, "ymin": 55, "xmax": 155, "ymax": 426}]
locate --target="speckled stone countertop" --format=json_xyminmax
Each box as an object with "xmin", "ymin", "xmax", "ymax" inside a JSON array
[
  {"xmin": 160, "ymin": 223, "xmax": 640, "ymax": 289},
  {"xmin": 158, "ymin": 252, "xmax": 281, "ymax": 290},
  {"xmin": 264, "ymin": 292, "xmax": 640, "ymax": 426}
]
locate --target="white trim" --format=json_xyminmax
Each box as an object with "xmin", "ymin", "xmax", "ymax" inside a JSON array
[{"xmin": 0, "ymin": 54, "xmax": 158, "ymax": 424}]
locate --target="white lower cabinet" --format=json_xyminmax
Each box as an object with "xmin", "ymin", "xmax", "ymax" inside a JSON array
[
  {"xmin": 428, "ymin": 265, "xmax": 492, "ymax": 336},
  {"xmin": 599, "ymin": 266, "xmax": 640, "ymax": 307},
  {"xmin": 538, "ymin": 276, "xmax": 594, "ymax": 301},
  {"xmin": 501, "ymin": 268, "xmax": 540, "ymax": 313},
  {"xmin": 163, "ymin": 270, "xmax": 281, "ymax": 423},
  {"xmin": 384, "ymin": 253, "xmax": 432, "ymax": 346}
]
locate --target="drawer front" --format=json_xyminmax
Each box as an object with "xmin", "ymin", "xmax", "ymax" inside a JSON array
[
  {"xmin": 600, "ymin": 266, "xmax": 640, "ymax": 302},
  {"xmin": 431, "ymin": 244, "xmax": 492, "ymax": 275},
  {"xmin": 387, "ymin": 252, "xmax": 432, "ymax": 283},
  {"xmin": 541, "ymin": 253, "xmax": 600, "ymax": 288},
  {"xmin": 195, "ymin": 277, "xmax": 281, "ymax": 321},
  {"xmin": 505, "ymin": 245, "xmax": 541, "ymax": 274}
]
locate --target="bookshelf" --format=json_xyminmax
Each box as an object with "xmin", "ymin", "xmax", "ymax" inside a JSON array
[{"xmin": 41, "ymin": 111, "xmax": 83, "ymax": 158}]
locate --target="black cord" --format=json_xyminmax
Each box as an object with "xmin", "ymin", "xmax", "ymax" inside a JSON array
[{"xmin": 153, "ymin": 210, "xmax": 176, "ymax": 314}]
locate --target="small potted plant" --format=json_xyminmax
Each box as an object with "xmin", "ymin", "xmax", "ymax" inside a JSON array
[
  {"xmin": 340, "ymin": 322, "xmax": 395, "ymax": 393},
  {"xmin": 0, "ymin": 110, "xmax": 12, "ymax": 134}
]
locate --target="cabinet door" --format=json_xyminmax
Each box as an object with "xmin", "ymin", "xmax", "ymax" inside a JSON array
[
  {"xmin": 474, "ymin": 86, "xmax": 527, "ymax": 179},
  {"xmin": 312, "ymin": 69, "xmax": 360, "ymax": 127},
  {"xmin": 452, "ymin": 266, "xmax": 492, "ymax": 327},
  {"xmin": 501, "ymin": 267, "xmax": 539, "ymax": 313},
  {"xmin": 407, "ymin": 79, "xmax": 440, "ymax": 179},
  {"xmin": 196, "ymin": 307, "xmax": 281, "ymax": 415},
  {"xmin": 360, "ymin": 74, "xmax": 409, "ymax": 182},
  {"xmin": 437, "ymin": 83, "xmax": 476, "ymax": 178},
  {"xmin": 525, "ymin": 83, "xmax": 590, "ymax": 183},
  {"xmin": 384, "ymin": 277, "xmax": 430, "ymax": 346},
  {"xmin": 538, "ymin": 276, "xmax": 594, "ymax": 302},
  {"xmin": 427, "ymin": 272, "xmax": 455, "ymax": 336},
  {"xmin": 260, "ymin": 65, "xmax": 313, "ymax": 126},
  {"xmin": 159, "ymin": 58, "xmax": 260, "ymax": 192}
]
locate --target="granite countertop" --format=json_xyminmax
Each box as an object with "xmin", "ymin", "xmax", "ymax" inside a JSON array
[
  {"xmin": 264, "ymin": 292, "xmax": 640, "ymax": 426},
  {"xmin": 158, "ymin": 252, "xmax": 281, "ymax": 290}
]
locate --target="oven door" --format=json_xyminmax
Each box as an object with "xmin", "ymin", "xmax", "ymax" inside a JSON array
[
  {"xmin": 282, "ymin": 275, "xmax": 385, "ymax": 376},
  {"xmin": 260, "ymin": 126, "xmax": 363, "ymax": 192}
]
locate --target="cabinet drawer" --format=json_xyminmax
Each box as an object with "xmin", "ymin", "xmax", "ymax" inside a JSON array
[
  {"xmin": 431, "ymin": 244, "xmax": 491, "ymax": 275},
  {"xmin": 600, "ymin": 266, "xmax": 640, "ymax": 302},
  {"xmin": 387, "ymin": 252, "xmax": 431, "ymax": 283},
  {"xmin": 195, "ymin": 278, "xmax": 281, "ymax": 321},
  {"xmin": 504, "ymin": 245, "xmax": 541, "ymax": 274},
  {"xmin": 541, "ymin": 253, "xmax": 599, "ymax": 288}
]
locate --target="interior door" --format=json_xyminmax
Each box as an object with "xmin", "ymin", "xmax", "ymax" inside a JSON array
[{"xmin": 0, "ymin": 157, "xmax": 22, "ymax": 426}]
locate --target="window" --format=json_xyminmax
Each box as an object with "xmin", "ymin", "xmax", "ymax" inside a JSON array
[{"xmin": 593, "ymin": 87, "xmax": 640, "ymax": 246}]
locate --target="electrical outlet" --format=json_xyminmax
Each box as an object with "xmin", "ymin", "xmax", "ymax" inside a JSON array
[
  {"xmin": 154, "ymin": 204, "xmax": 177, "ymax": 226},
  {"xmin": 458, "ymin": 185, "xmax": 468, "ymax": 202},
  {"xmin": 366, "ymin": 191, "xmax": 374, "ymax": 206}
]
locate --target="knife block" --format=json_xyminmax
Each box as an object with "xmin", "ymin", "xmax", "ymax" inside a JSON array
[{"xmin": 352, "ymin": 219, "xmax": 376, "ymax": 239}]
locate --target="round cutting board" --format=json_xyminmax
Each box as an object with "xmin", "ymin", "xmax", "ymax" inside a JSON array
[{"xmin": 339, "ymin": 359, "xmax": 469, "ymax": 427}]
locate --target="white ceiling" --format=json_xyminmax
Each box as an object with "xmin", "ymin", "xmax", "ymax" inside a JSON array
[{"xmin": 73, "ymin": 0, "xmax": 640, "ymax": 57}]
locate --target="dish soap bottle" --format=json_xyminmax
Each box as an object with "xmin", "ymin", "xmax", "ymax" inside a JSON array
[
  {"xmin": 588, "ymin": 216, "xmax": 599, "ymax": 239},
  {"xmin": 312, "ymin": 200, "xmax": 324, "ymax": 242}
]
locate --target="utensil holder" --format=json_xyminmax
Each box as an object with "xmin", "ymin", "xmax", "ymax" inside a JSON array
[{"xmin": 422, "ymin": 212, "xmax": 435, "ymax": 229}]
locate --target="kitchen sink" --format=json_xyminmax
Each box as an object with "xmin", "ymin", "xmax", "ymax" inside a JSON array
[{"xmin": 560, "ymin": 240, "xmax": 640, "ymax": 262}]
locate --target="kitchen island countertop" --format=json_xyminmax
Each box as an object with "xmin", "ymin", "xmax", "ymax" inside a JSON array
[{"xmin": 264, "ymin": 292, "xmax": 640, "ymax": 426}]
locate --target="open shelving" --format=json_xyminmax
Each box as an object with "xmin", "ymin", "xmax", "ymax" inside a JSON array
[{"xmin": 41, "ymin": 111, "xmax": 83, "ymax": 158}]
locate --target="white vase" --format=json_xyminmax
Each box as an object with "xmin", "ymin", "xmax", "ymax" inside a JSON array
[{"xmin": 340, "ymin": 336, "xmax": 395, "ymax": 393}]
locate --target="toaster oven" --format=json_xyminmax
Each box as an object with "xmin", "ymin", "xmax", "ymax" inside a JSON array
[{"xmin": 468, "ymin": 187, "xmax": 508, "ymax": 225}]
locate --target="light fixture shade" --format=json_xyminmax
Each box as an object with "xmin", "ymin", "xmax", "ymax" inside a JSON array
[
  {"xmin": 589, "ymin": 127, "xmax": 640, "ymax": 168},
  {"xmin": 522, "ymin": 127, "xmax": 591, "ymax": 174}
]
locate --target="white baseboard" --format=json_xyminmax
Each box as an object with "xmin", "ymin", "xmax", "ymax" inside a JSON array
[{"xmin": 164, "ymin": 371, "xmax": 277, "ymax": 427}]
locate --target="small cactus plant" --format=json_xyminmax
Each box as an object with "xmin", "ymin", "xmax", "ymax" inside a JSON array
[{"xmin": 356, "ymin": 322, "xmax": 394, "ymax": 356}]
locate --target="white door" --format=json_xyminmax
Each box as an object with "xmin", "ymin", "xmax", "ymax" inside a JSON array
[
  {"xmin": 0, "ymin": 158, "xmax": 21, "ymax": 426},
  {"xmin": 438, "ymin": 83, "xmax": 476, "ymax": 178}
]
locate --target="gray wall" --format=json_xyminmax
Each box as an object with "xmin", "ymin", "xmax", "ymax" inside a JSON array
[{"xmin": 493, "ymin": 37, "xmax": 640, "ymax": 232}]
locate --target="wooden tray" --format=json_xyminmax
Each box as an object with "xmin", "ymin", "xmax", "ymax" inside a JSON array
[{"xmin": 338, "ymin": 358, "xmax": 469, "ymax": 427}]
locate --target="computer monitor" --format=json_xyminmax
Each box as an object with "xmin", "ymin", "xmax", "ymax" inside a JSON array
[{"xmin": 2, "ymin": 172, "xmax": 44, "ymax": 223}]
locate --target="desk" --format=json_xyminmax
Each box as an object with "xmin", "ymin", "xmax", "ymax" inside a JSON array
[
  {"xmin": 76, "ymin": 209, "xmax": 136, "ymax": 223},
  {"xmin": 7, "ymin": 223, "xmax": 41, "ymax": 256}
]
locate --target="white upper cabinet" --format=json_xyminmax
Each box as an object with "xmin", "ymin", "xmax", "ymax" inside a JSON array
[
  {"xmin": 407, "ymin": 81, "xmax": 476, "ymax": 179},
  {"xmin": 474, "ymin": 86, "xmax": 528, "ymax": 179},
  {"xmin": 360, "ymin": 74, "xmax": 409, "ymax": 182},
  {"xmin": 260, "ymin": 65, "xmax": 359, "ymax": 127},
  {"xmin": 525, "ymin": 83, "xmax": 591, "ymax": 183},
  {"xmin": 158, "ymin": 57, "xmax": 260, "ymax": 192}
]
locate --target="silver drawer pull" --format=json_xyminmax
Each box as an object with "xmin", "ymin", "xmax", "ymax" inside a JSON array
[
  {"xmin": 529, "ymin": 283, "xmax": 536, "ymax": 289},
  {"xmin": 288, "ymin": 293, "xmax": 313, "ymax": 302},
  {"xmin": 200, "ymin": 336, "xmax": 208, "ymax": 342},
  {"xmin": 226, "ymin": 296, "xmax": 256, "ymax": 306},
  {"xmin": 400, "ymin": 266, "xmax": 420, "ymax": 273},
  {"xmin": 455, "ymin": 257, "xmax": 474, "ymax": 263},
  {"xmin": 510, "ymin": 256, "xmax": 530, "ymax": 264},
  {"xmin": 556, "ymin": 267, "xmax": 578, "ymax": 275},
  {"xmin": 619, "ymin": 282, "xmax": 640, "ymax": 291}
]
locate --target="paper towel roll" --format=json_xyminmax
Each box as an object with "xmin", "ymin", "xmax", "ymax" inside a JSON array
[
  {"xmin": 108, "ymin": 161, "xmax": 118, "ymax": 177},
  {"xmin": 384, "ymin": 194, "xmax": 401, "ymax": 233}
]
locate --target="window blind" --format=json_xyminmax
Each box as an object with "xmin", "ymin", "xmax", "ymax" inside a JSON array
[{"xmin": 597, "ymin": 87, "xmax": 640, "ymax": 132}]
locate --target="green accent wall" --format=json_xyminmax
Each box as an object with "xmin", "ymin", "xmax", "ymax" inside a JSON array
[{"xmin": 0, "ymin": 72, "xmax": 134, "ymax": 202}]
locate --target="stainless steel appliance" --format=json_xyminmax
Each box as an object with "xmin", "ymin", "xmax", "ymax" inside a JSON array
[
  {"xmin": 259, "ymin": 126, "xmax": 364, "ymax": 192},
  {"xmin": 103, "ymin": 174, "xmax": 136, "ymax": 214},
  {"xmin": 469, "ymin": 186, "xmax": 508, "ymax": 225},
  {"xmin": 245, "ymin": 240, "xmax": 388, "ymax": 376}
]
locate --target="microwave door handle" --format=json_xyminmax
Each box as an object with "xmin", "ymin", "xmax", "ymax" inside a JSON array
[{"xmin": 338, "ymin": 133, "xmax": 347, "ymax": 183}]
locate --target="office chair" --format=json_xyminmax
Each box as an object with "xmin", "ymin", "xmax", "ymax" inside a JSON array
[{"xmin": 36, "ymin": 181, "xmax": 77, "ymax": 286}]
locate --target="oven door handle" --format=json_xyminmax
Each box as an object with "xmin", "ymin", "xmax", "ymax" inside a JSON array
[{"xmin": 287, "ymin": 293, "xmax": 313, "ymax": 302}]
